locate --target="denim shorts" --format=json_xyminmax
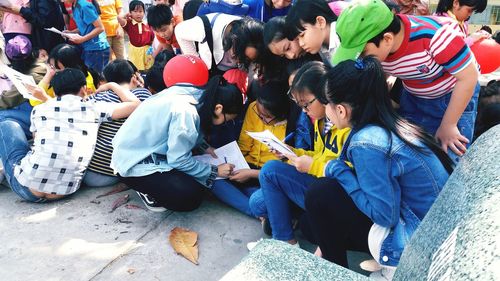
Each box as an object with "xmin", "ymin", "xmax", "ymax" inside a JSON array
[
  {"xmin": 82, "ymin": 48, "xmax": 110, "ymax": 73},
  {"xmin": 399, "ymin": 84, "xmax": 480, "ymax": 145}
]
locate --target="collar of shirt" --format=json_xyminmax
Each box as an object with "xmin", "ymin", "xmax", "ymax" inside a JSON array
[{"xmin": 132, "ymin": 19, "xmax": 143, "ymax": 34}]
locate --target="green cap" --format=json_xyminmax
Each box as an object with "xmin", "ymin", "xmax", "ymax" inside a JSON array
[{"xmin": 332, "ymin": 0, "xmax": 393, "ymax": 65}]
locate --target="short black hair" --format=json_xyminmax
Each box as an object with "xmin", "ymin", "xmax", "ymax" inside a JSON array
[
  {"xmin": 257, "ymin": 80, "xmax": 290, "ymax": 120},
  {"xmin": 183, "ymin": 0, "xmax": 203, "ymax": 21},
  {"xmin": 436, "ymin": 0, "xmax": 487, "ymax": 13},
  {"xmin": 51, "ymin": 68, "xmax": 87, "ymax": 97},
  {"xmin": 129, "ymin": 0, "xmax": 145, "ymax": 12},
  {"xmin": 147, "ymin": 4, "xmax": 173, "ymax": 29},
  {"xmin": 144, "ymin": 49, "xmax": 175, "ymax": 93},
  {"xmin": 291, "ymin": 61, "xmax": 330, "ymax": 104},
  {"xmin": 103, "ymin": 59, "xmax": 135, "ymax": 84},
  {"xmin": 480, "ymin": 25, "xmax": 492, "ymax": 34},
  {"xmin": 285, "ymin": 0, "xmax": 337, "ymax": 40},
  {"xmin": 223, "ymin": 17, "xmax": 264, "ymax": 69},
  {"xmin": 368, "ymin": 14, "xmax": 401, "ymax": 47}
]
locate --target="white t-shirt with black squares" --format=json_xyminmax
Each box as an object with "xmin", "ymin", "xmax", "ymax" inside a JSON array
[{"xmin": 14, "ymin": 95, "xmax": 115, "ymax": 195}]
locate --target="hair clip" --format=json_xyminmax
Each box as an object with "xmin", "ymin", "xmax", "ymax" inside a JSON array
[{"xmin": 354, "ymin": 58, "xmax": 365, "ymax": 70}]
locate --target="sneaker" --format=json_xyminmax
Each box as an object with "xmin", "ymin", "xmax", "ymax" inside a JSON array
[
  {"xmin": 369, "ymin": 266, "xmax": 396, "ymax": 281},
  {"xmin": 246, "ymin": 238, "xmax": 263, "ymax": 251},
  {"xmin": 262, "ymin": 218, "xmax": 272, "ymax": 236},
  {"xmin": 136, "ymin": 192, "xmax": 167, "ymax": 212},
  {"xmin": 360, "ymin": 259, "xmax": 382, "ymax": 272}
]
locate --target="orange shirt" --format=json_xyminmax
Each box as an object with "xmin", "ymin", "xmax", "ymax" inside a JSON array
[{"xmin": 155, "ymin": 15, "xmax": 181, "ymax": 49}]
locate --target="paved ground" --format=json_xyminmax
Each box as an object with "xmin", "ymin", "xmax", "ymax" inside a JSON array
[{"xmin": 0, "ymin": 181, "xmax": 370, "ymax": 281}]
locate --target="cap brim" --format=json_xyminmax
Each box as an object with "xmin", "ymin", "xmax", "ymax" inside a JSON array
[{"xmin": 331, "ymin": 43, "xmax": 366, "ymax": 66}]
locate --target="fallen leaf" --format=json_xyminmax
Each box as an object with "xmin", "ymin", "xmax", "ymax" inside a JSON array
[
  {"xmin": 127, "ymin": 268, "xmax": 136, "ymax": 274},
  {"xmin": 96, "ymin": 183, "xmax": 130, "ymax": 198},
  {"xmin": 109, "ymin": 194, "xmax": 130, "ymax": 213},
  {"xmin": 169, "ymin": 227, "xmax": 199, "ymax": 265}
]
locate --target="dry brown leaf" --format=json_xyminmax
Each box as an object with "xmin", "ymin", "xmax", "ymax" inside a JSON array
[
  {"xmin": 169, "ymin": 227, "xmax": 199, "ymax": 265},
  {"xmin": 127, "ymin": 268, "xmax": 136, "ymax": 274}
]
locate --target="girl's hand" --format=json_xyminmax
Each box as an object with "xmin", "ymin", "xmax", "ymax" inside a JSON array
[
  {"xmin": 287, "ymin": 154, "xmax": 313, "ymax": 173},
  {"xmin": 67, "ymin": 33, "xmax": 85, "ymax": 44},
  {"xmin": 44, "ymin": 63, "xmax": 56, "ymax": 78},
  {"xmin": 217, "ymin": 163, "xmax": 235, "ymax": 178},
  {"xmin": 229, "ymin": 169, "xmax": 256, "ymax": 183},
  {"xmin": 205, "ymin": 146, "xmax": 218, "ymax": 158},
  {"xmin": 25, "ymin": 84, "xmax": 49, "ymax": 102}
]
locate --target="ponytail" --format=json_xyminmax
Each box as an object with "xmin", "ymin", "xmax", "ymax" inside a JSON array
[
  {"xmin": 325, "ymin": 57, "xmax": 454, "ymax": 174},
  {"xmin": 198, "ymin": 75, "xmax": 244, "ymax": 135}
]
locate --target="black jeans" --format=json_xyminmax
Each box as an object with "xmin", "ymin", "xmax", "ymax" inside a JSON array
[
  {"xmin": 121, "ymin": 170, "xmax": 205, "ymax": 212},
  {"xmin": 303, "ymin": 178, "xmax": 373, "ymax": 268}
]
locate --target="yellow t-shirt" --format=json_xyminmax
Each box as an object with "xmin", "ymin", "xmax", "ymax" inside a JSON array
[
  {"xmin": 293, "ymin": 119, "xmax": 351, "ymax": 177},
  {"xmin": 238, "ymin": 101, "xmax": 287, "ymax": 168},
  {"xmin": 96, "ymin": 0, "xmax": 122, "ymax": 37},
  {"xmin": 30, "ymin": 72, "xmax": 96, "ymax": 106}
]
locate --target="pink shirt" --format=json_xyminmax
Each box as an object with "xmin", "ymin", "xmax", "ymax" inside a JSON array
[{"xmin": 1, "ymin": 0, "xmax": 31, "ymax": 35}]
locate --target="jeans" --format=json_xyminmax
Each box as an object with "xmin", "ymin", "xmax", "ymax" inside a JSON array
[
  {"xmin": 82, "ymin": 48, "xmax": 111, "ymax": 73},
  {"xmin": 120, "ymin": 169, "xmax": 205, "ymax": 212},
  {"xmin": 83, "ymin": 170, "xmax": 119, "ymax": 187},
  {"xmin": 0, "ymin": 120, "xmax": 44, "ymax": 202},
  {"xmin": 258, "ymin": 160, "xmax": 316, "ymax": 241},
  {"xmin": 304, "ymin": 178, "xmax": 372, "ymax": 268},
  {"xmin": 211, "ymin": 179, "xmax": 260, "ymax": 217},
  {"xmin": 249, "ymin": 189, "xmax": 267, "ymax": 218},
  {"xmin": 0, "ymin": 101, "xmax": 33, "ymax": 138},
  {"xmin": 399, "ymin": 83, "xmax": 480, "ymax": 161}
]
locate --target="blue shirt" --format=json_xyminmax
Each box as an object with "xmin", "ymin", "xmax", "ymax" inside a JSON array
[
  {"xmin": 325, "ymin": 125, "xmax": 450, "ymax": 266},
  {"xmin": 72, "ymin": 0, "xmax": 109, "ymax": 51},
  {"xmin": 243, "ymin": 0, "xmax": 290, "ymax": 22}
]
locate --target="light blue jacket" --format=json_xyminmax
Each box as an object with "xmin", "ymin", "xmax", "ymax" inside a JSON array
[
  {"xmin": 111, "ymin": 85, "xmax": 217, "ymax": 187},
  {"xmin": 325, "ymin": 125, "xmax": 449, "ymax": 266}
]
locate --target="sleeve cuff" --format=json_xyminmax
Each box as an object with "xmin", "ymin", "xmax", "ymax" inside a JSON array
[{"xmin": 204, "ymin": 165, "xmax": 218, "ymax": 189}]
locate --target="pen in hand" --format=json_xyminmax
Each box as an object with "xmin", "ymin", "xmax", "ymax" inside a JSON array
[{"xmin": 224, "ymin": 157, "xmax": 227, "ymax": 164}]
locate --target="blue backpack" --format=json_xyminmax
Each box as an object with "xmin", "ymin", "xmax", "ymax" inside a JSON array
[{"xmin": 196, "ymin": 0, "xmax": 249, "ymax": 17}]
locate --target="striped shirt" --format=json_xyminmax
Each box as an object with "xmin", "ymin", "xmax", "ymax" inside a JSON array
[
  {"xmin": 87, "ymin": 88, "xmax": 151, "ymax": 175},
  {"xmin": 381, "ymin": 15, "xmax": 474, "ymax": 99}
]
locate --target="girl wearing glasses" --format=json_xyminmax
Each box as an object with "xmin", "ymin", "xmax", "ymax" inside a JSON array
[
  {"xmin": 211, "ymin": 80, "xmax": 292, "ymax": 217},
  {"xmin": 247, "ymin": 61, "xmax": 351, "ymax": 249}
]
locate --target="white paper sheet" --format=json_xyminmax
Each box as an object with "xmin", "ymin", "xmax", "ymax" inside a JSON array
[
  {"xmin": 0, "ymin": 64, "xmax": 38, "ymax": 100},
  {"xmin": 44, "ymin": 27, "xmax": 78, "ymax": 40},
  {"xmin": 193, "ymin": 141, "xmax": 250, "ymax": 179},
  {"xmin": 246, "ymin": 130, "xmax": 296, "ymax": 156}
]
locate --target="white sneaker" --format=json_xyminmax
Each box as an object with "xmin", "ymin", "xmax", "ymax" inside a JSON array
[
  {"xmin": 360, "ymin": 259, "xmax": 383, "ymax": 272},
  {"xmin": 369, "ymin": 266, "xmax": 396, "ymax": 281},
  {"xmin": 246, "ymin": 238, "xmax": 263, "ymax": 251}
]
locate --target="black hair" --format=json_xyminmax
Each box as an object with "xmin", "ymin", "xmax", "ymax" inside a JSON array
[
  {"xmin": 263, "ymin": 16, "xmax": 287, "ymax": 46},
  {"xmin": 367, "ymin": 14, "xmax": 401, "ymax": 47},
  {"xmin": 436, "ymin": 0, "xmax": 487, "ymax": 13},
  {"xmin": 49, "ymin": 43, "xmax": 101, "ymax": 88},
  {"xmin": 183, "ymin": 0, "xmax": 203, "ymax": 21},
  {"xmin": 324, "ymin": 57, "xmax": 454, "ymax": 174},
  {"xmin": 198, "ymin": 75, "xmax": 244, "ymax": 135},
  {"xmin": 129, "ymin": 0, "xmax": 145, "ymax": 12},
  {"xmin": 479, "ymin": 25, "xmax": 492, "ymax": 34},
  {"xmin": 144, "ymin": 49, "xmax": 175, "ymax": 93},
  {"xmin": 285, "ymin": 0, "xmax": 338, "ymax": 40},
  {"xmin": 9, "ymin": 49, "xmax": 38, "ymax": 74},
  {"xmin": 383, "ymin": 0, "xmax": 401, "ymax": 13},
  {"xmin": 290, "ymin": 61, "xmax": 330, "ymax": 104},
  {"xmin": 257, "ymin": 80, "xmax": 290, "ymax": 121},
  {"xmin": 223, "ymin": 17, "xmax": 264, "ymax": 69},
  {"xmin": 474, "ymin": 103, "xmax": 500, "ymax": 138},
  {"xmin": 286, "ymin": 54, "xmax": 322, "ymax": 77},
  {"xmin": 147, "ymin": 4, "xmax": 173, "ymax": 29},
  {"xmin": 51, "ymin": 68, "xmax": 87, "ymax": 97},
  {"xmin": 103, "ymin": 59, "xmax": 135, "ymax": 84}
]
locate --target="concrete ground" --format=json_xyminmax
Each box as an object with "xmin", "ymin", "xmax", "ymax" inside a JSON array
[{"xmin": 0, "ymin": 182, "xmax": 370, "ymax": 281}]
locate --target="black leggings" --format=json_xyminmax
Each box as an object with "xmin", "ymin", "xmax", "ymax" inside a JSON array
[
  {"xmin": 121, "ymin": 170, "xmax": 205, "ymax": 212},
  {"xmin": 303, "ymin": 177, "xmax": 373, "ymax": 268}
]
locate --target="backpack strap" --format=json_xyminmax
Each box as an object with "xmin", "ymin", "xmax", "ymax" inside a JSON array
[{"xmin": 199, "ymin": 13, "xmax": 223, "ymax": 72}]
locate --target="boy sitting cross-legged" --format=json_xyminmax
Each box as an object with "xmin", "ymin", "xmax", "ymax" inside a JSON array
[{"xmin": 0, "ymin": 68, "xmax": 140, "ymax": 202}]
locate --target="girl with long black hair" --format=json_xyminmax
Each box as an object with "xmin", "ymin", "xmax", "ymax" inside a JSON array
[{"xmin": 303, "ymin": 57, "xmax": 453, "ymax": 276}]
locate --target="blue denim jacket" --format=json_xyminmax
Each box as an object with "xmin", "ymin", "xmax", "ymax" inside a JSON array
[{"xmin": 325, "ymin": 125, "xmax": 449, "ymax": 266}]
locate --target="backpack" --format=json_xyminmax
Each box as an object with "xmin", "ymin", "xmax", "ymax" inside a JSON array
[{"xmin": 196, "ymin": 0, "xmax": 249, "ymax": 17}]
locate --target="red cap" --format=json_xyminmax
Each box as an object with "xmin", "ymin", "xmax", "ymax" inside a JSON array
[{"xmin": 163, "ymin": 55, "xmax": 209, "ymax": 87}]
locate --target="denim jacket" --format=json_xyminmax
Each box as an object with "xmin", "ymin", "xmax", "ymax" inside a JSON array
[
  {"xmin": 111, "ymin": 85, "xmax": 217, "ymax": 188},
  {"xmin": 325, "ymin": 125, "xmax": 449, "ymax": 266}
]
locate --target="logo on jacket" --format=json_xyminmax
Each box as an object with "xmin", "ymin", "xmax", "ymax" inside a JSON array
[{"xmin": 416, "ymin": 64, "xmax": 430, "ymax": 73}]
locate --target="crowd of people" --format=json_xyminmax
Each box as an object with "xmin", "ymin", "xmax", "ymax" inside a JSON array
[{"xmin": 0, "ymin": 0, "xmax": 499, "ymax": 278}]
